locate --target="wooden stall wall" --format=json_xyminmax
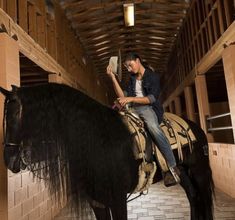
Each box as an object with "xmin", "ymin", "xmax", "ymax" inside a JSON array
[
  {"xmin": 161, "ymin": 0, "xmax": 235, "ymax": 197},
  {"xmin": 0, "ymin": 0, "xmax": 109, "ymax": 104},
  {"xmin": 0, "ymin": 1, "xmax": 108, "ymax": 220},
  {"xmin": 0, "ymin": 33, "xmax": 65, "ymax": 220},
  {"xmin": 162, "ymin": 0, "xmax": 234, "ymax": 101},
  {"xmin": 209, "ymin": 143, "xmax": 235, "ymax": 198},
  {"xmin": 0, "ymin": 33, "xmax": 17, "ymax": 220}
]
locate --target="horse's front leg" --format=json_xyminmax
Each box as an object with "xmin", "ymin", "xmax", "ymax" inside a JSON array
[
  {"xmin": 179, "ymin": 166, "xmax": 200, "ymax": 220},
  {"xmin": 91, "ymin": 205, "xmax": 112, "ymax": 220},
  {"xmin": 110, "ymin": 194, "xmax": 128, "ymax": 220}
]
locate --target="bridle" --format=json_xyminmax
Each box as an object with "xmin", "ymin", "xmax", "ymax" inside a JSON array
[
  {"xmin": 2, "ymin": 95, "xmax": 69, "ymax": 180},
  {"xmin": 3, "ymin": 97, "xmax": 21, "ymax": 146},
  {"xmin": 3, "ymin": 96, "xmax": 67, "ymax": 178},
  {"xmin": 2, "ymin": 97, "xmax": 27, "ymax": 167}
]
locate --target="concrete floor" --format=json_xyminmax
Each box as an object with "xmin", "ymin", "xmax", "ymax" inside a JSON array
[{"xmin": 54, "ymin": 181, "xmax": 235, "ymax": 220}]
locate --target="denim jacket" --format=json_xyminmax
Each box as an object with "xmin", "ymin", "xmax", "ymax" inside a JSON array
[{"xmin": 125, "ymin": 68, "xmax": 164, "ymax": 123}]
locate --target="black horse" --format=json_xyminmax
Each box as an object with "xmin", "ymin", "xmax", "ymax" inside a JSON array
[{"xmin": 0, "ymin": 83, "xmax": 214, "ymax": 220}]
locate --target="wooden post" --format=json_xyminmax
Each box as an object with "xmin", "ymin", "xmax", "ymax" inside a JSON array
[
  {"xmin": 205, "ymin": 2, "xmax": 213, "ymax": 47},
  {"xmin": 54, "ymin": 2, "xmax": 64, "ymax": 65},
  {"xmin": 6, "ymin": 0, "xmax": 17, "ymax": 22},
  {"xmin": 36, "ymin": 0, "xmax": 46, "ymax": 48},
  {"xmin": 211, "ymin": 7, "xmax": 219, "ymax": 41},
  {"xmin": 0, "ymin": 0, "xmax": 3, "ymax": 9},
  {"xmin": 195, "ymin": 74, "xmax": 214, "ymax": 142},
  {"xmin": 174, "ymin": 96, "xmax": 182, "ymax": 116},
  {"xmin": 217, "ymin": 0, "xmax": 225, "ymax": 35},
  {"xmin": 18, "ymin": 0, "xmax": 28, "ymax": 32},
  {"xmin": 222, "ymin": 44, "xmax": 235, "ymax": 142},
  {"xmin": 0, "ymin": 33, "xmax": 20, "ymax": 220},
  {"xmin": 169, "ymin": 101, "xmax": 175, "ymax": 114},
  {"xmin": 184, "ymin": 86, "xmax": 196, "ymax": 122},
  {"xmin": 28, "ymin": 1, "xmax": 37, "ymax": 40},
  {"xmin": 224, "ymin": 0, "xmax": 233, "ymax": 27}
]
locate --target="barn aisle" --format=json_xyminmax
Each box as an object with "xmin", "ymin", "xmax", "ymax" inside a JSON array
[{"xmin": 54, "ymin": 181, "xmax": 235, "ymax": 220}]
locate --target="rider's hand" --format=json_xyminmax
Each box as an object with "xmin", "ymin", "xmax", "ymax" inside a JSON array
[
  {"xmin": 117, "ymin": 97, "xmax": 133, "ymax": 107},
  {"xmin": 106, "ymin": 65, "xmax": 116, "ymax": 79}
]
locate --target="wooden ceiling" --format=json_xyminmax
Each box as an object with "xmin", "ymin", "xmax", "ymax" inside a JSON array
[{"xmin": 58, "ymin": 0, "xmax": 191, "ymax": 83}]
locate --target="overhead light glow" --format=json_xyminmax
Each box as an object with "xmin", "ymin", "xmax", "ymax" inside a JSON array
[{"xmin": 123, "ymin": 3, "xmax": 135, "ymax": 27}]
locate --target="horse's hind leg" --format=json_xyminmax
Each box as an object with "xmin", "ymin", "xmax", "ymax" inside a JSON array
[
  {"xmin": 179, "ymin": 166, "xmax": 200, "ymax": 220},
  {"xmin": 91, "ymin": 206, "xmax": 112, "ymax": 220},
  {"xmin": 91, "ymin": 198, "xmax": 127, "ymax": 220},
  {"xmin": 189, "ymin": 167, "xmax": 214, "ymax": 220},
  {"xmin": 180, "ymin": 166, "xmax": 214, "ymax": 220}
]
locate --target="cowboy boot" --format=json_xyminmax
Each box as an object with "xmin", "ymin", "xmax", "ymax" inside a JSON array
[{"xmin": 163, "ymin": 166, "xmax": 181, "ymax": 187}]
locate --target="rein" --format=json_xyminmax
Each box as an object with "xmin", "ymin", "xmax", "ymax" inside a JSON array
[{"xmin": 127, "ymin": 190, "xmax": 148, "ymax": 203}]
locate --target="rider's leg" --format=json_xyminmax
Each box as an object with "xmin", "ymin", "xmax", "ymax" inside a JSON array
[{"xmin": 134, "ymin": 106, "xmax": 180, "ymax": 185}]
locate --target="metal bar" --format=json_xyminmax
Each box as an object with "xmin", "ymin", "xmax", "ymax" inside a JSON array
[
  {"xmin": 208, "ymin": 126, "xmax": 233, "ymax": 132},
  {"xmin": 207, "ymin": 112, "xmax": 231, "ymax": 121}
]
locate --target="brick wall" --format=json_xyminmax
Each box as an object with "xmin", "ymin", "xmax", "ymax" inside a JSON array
[
  {"xmin": 0, "ymin": 32, "xmax": 21, "ymax": 220},
  {"xmin": 8, "ymin": 171, "xmax": 63, "ymax": 220},
  {"xmin": 209, "ymin": 143, "xmax": 235, "ymax": 198},
  {"xmin": 0, "ymin": 33, "xmax": 65, "ymax": 220}
]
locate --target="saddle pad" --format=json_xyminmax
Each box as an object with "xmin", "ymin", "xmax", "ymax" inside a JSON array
[
  {"xmin": 120, "ymin": 111, "xmax": 196, "ymax": 162},
  {"xmin": 160, "ymin": 112, "xmax": 196, "ymax": 150}
]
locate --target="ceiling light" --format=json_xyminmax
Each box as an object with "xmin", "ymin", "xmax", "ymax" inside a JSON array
[{"xmin": 123, "ymin": 3, "xmax": 135, "ymax": 27}]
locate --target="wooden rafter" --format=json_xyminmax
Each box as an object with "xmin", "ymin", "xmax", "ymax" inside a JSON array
[{"xmin": 57, "ymin": 0, "xmax": 190, "ymax": 80}]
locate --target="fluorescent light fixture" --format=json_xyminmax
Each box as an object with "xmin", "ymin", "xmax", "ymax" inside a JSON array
[{"xmin": 123, "ymin": 3, "xmax": 135, "ymax": 27}]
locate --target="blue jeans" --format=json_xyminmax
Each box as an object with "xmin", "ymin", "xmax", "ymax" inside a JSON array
[{"xmin": 133, "ymin": 105, "xmax": 176, "ymax": 168}]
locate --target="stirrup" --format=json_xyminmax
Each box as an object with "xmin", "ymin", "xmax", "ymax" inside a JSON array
[{"xmin": 169, "ymin": 167, "xmax": 181, "ymax": 183}]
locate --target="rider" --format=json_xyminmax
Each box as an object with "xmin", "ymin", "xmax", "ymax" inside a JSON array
[{"xmin": 106, "ymin": 52, "xmax": 180, "ymax": 186}]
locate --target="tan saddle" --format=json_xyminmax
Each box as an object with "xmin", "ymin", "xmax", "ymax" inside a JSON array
[{"xmin": 120, "ymin": 111, "xmax": 196, "ymax": 192}]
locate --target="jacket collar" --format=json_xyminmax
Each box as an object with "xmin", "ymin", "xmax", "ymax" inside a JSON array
[{"xmin": 130, "ymin": 68, "xmax": 151, "ymax": 82}]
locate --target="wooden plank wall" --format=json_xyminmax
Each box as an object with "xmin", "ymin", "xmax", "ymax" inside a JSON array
[
  {"xmin": 0, "ymin": 0, "xmax": 107, "ymax": 101},
  {"xmin": 1, "ymin": 0, "xmax": 57, "ymax": 65},
  {"xmin": 162, "ymin": 0, "xmax": 234, "ymax": 101}
]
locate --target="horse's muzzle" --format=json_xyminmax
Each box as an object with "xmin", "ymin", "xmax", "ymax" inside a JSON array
[{"xmin": 3, "ymin": 144, "xmax": 22, "ymax": 173}]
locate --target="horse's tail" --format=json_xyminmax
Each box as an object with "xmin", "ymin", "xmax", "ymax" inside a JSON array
[{"xmin": 184, "ymin": 119, "xmax": 215, "ymax": 220}]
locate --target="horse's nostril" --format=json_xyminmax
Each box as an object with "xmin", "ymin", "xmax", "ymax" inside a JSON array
[{"xmin": 3, "ymin": 146, "xmax": 21, "ymax": 173}]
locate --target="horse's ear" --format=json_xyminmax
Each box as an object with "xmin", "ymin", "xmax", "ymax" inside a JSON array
[
  {"xmin": 11, "ymin": 85, "xmax": 19, "ymax": 92},
  {"xmin": 0, "ymin": 87, "xmax": 11, "ymax": 97}
]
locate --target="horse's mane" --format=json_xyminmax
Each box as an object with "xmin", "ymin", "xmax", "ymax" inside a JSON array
[{"xmin": 17, "ymin": 83, "xmax": 136, "ymax": 214}]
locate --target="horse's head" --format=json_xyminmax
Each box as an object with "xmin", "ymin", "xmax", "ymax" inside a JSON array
[{"xmin": 0, "ymin": 85, "xmax": 24, "ymax": 173}]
